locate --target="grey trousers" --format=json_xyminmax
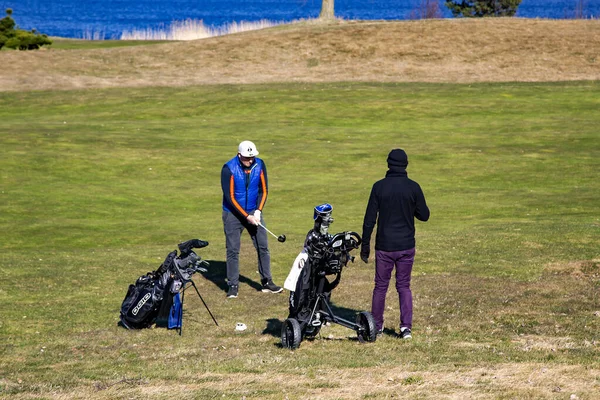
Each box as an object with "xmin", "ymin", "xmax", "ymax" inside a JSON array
[{"xmin": 222, "ymin": 211, "xmax": 271, "ymax": 287}]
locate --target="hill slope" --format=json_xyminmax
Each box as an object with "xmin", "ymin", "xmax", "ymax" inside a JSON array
[{"xmin": 1, "ymin": 18, "xmax": 599, "ymax": 91}]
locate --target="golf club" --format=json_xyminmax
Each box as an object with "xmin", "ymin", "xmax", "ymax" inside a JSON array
[{"xmin": 257, "ymin": 222, "xmax": 286, "ymax": 243}]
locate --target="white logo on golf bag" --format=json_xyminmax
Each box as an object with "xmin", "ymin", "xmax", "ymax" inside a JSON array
[{"xmin": 132, "ymin": 293, "xmax": 152, "ymax": 315}]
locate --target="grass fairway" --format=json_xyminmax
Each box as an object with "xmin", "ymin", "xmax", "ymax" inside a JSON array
[
  {"xmin": 46, "ymin": 38, "xmax": 169, "ymax": 50},
  {"xmin": 1, "ymin": 82, "xmax": 599, "ymax": 399}
]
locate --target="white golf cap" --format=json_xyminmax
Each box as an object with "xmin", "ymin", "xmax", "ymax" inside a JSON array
[{"xmin": 238, "ymin": 140, "xmax": 259, "ymax": 157}]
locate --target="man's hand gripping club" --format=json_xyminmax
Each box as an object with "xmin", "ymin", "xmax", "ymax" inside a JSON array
[{"xmin": 246, "ymin": 209, "xmax": 261, "ymax": 226}]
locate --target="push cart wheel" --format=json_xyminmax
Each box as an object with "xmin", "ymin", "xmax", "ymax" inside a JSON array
[
  {"xmin": 281, "ymin": 318, "xmax": 302, "ymax": 349},
  {"xmin": 304, "ymin": 323, "xmax": 321, "ymax": 338},
  {"xmin": 356, "ymin": 311, "xmax": 377, "ymax": 343}
]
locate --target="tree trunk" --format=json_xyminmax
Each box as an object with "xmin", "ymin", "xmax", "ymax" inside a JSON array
[{"xmin": 319, "ymin": 0, "xmax": 335, "ymax": 20}]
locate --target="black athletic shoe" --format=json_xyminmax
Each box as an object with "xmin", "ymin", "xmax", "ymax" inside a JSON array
[
  {"xmin": 227, "ymin": 285, "xmax": 238, "ymax": 298},
  {"xmin": 261, "ymin": 280, "xmax": 283, "ymax": 293},
  {"xmin": 399, "ymin": 327, "xmax": 412, "ymax": 340}
]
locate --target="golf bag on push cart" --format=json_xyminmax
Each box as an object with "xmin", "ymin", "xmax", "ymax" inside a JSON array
[
  {"xmin": 119, "ymin": 239, "xmax": 218, "ymax": 333},
  {"xmin": 281, "ymin": 204, "xmax": 377, "ymax": 349}
]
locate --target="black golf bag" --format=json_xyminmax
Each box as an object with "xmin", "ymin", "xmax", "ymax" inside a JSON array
[
  {"xmin": 282, "ymin": 230, "xmax": 377, "ymax": 349},
  {"xmin": 119, "ymin": 239, "xmax": 212, "ymax": 330}
]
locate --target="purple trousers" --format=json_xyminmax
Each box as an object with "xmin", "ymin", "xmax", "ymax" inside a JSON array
[{"xmin": 371, "ymin": 248, "xmax": 415, "ymax": 332}]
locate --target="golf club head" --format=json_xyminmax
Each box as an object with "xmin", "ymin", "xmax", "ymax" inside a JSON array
[{"xmin": 278, "ymin": 235, "xmax": 286, "ymax": 243}]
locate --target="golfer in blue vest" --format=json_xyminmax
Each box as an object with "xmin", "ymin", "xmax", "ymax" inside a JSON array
[{"xmin": 221, "ymin": 140, "xmax": 283, "ymax": 298}]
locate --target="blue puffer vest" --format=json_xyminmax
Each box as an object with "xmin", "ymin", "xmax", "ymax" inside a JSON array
[{"xmin": 222, "ymin": 156, "xmax": 264, "ymax": 213}]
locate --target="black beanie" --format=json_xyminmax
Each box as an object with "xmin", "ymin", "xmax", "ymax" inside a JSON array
[{"xmin": 387, "ymin": 149, "xmax": 408, "ymax": 168}]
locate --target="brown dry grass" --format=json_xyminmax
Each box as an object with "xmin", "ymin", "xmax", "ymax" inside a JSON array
[
  {"xmin": 4, "ymin": 364, "xmax": 599, "ymax": 399},
  {"xmin": 1, "ymin": 18, "xmax": 599, "ymax": 92},
  {"xmin": 126, "ymin": 364, "xmax": 599, "ymax": 399},
  {"xmin": 6, "ymin": 261, "xmax": 598, "ymax": 399}
]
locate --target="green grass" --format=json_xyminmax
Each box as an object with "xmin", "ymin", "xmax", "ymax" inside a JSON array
[
  {"xmin": 45, "ymin": 38, "xmax": 170, "ymax": 50},
  {"xmin": 1, "ymin": 82, "xmax": 599, "ymax": 398},
  {"xmin": 0, "ymin": 38, "xmax": 167, "ymax": 51}
]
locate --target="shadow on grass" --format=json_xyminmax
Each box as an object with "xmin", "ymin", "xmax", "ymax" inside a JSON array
[
  {"xmin": 200, "ymin": 260, "xmax": 263, "ymax": 294},
  {"xmin": 379, "ymin": 327, "xmax": 397, "ymax": 337},
  {"xmin": 263, "ymin": 318, "xmax": 283, "ymax": 337}
]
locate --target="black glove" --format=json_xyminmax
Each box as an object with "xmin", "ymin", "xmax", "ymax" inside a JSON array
[{"xmin": 360, "ymin": 245, "xmax": 369, "ymax": 263}]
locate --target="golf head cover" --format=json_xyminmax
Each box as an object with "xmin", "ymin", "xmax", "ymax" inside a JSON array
[
  {"xmin": 314, "ymin": 203, "xmax": 334, "ymax": 235},
  {"xmin": 314, "ymin": 203, "xmax": 333, "ymax": 220},
  {"xmin": 178, "ymin": 239, "xmax": 209, "ymax": 255}
]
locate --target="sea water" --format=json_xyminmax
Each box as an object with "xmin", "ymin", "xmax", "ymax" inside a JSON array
[{"xmin": 2, "ymin": 0, "xmax": 598, "ymax": 39}]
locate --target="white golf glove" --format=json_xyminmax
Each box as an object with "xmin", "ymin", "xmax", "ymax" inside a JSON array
[
  {"xmin": 247, "ymin": 214, "xmax": 259, "ymax": 226},
  {"xmin": 253, "ymin": 209, "xmax": 262, "ymax": 222}
]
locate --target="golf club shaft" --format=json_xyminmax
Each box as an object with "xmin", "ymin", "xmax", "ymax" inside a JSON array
[{"xmin": 257, "ymin": 222, "xmax": 278, "ymax": 239}]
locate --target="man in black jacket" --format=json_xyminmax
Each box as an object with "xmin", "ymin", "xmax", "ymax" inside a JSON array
[{"xmin": 361, "ymin": 149, "xmax": 430, "ymax": 339}]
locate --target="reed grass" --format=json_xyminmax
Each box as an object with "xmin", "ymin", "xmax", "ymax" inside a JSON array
[
  {"xmin": 81, "ymin": 28, "xmax": 107, "ymax": 41},
  {"xmin": 120, "ymin": 18, "xmax": 285, "ymax": 41}
]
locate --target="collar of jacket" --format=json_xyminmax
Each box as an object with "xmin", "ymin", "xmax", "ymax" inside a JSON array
[
  {"xmin": 385, "ymin": 166, "xmax": 407, "ymax": 177},
  {"xmin": 237, "ymin": 157, "xmax": 259, "ymax": 172}
]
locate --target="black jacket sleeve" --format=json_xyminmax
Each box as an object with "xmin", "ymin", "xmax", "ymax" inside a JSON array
[
  {"xmin": 414, "ymin": 184, "xmax": 430, "ymax": 222},
  {"xmin": 361, "ymin": 184, "xmax": 379, "ymax": 256},
  {"xmin": 221, "ymin": 164, "xmax": 233, "ymax": 206}
]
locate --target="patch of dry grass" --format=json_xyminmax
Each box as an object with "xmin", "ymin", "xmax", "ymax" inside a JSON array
[
  {"xmin": 2, "ymin": 363, "xmax": 599, "ymax": 399},
  {"xmin": 1, "ymin": 18, "xmax": 599, "ymax": 92},
  {"xmin": 3, "ymin": 262, "xmax": 598, "ymax": 399}
]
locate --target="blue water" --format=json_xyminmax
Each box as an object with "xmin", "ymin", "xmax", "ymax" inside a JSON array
[{"xmin": 2, "ymin": 0, "xmax": 598, "ymax": 39}]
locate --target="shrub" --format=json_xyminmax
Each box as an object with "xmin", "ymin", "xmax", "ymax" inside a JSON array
[
  {"xmin": 0, "ymin": 8, "xmax": 52, "ymax": 50},
  {"xmin": 410, "ymin": 0, "xmax": 444, "ymax": 19},
  {"xmin": 0, "ymin": 8, "xmax": 16, "ymax": 32},
  {"xmin": 445, "ymin": 0, "xmax": 522, "ymax": 17}
]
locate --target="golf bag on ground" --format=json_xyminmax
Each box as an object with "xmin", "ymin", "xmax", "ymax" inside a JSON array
[
  {"xmin": 119, "ymin": 239, "xmax": 217, "ymax": 332},
  {"xmin": 281, "ymin": 204, "xmax": 377, "ymax": 349}
]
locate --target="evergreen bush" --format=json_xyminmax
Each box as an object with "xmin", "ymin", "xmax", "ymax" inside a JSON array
[
  {"xmin": 445, "ymin": 0, "xmax": 522, "ymax": 17},
  {"xmin": 0, "ymin": 8, "xmax": 52, "ymax": 50}
]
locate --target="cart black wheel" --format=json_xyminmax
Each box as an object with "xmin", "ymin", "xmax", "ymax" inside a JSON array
[
  {"xmin": 356, "ymin": 311, "xmax": 377, "ymax": 343},
  {"xmin": 281, "ymin": 318, "xmax": 302, "ymax": 349},
  {"xmin": 304, "ymin": 323, "xmax": 321, "ymax": 338}
]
